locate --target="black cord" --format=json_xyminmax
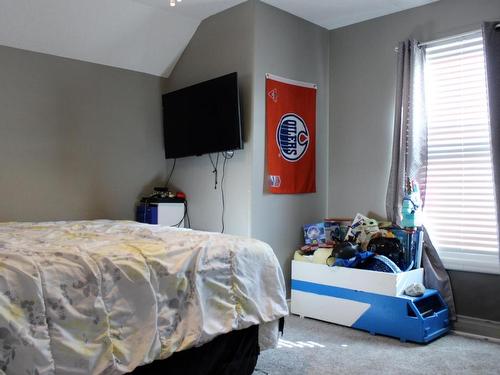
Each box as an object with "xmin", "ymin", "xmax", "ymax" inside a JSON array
[
  {"xmin": 219, "ymin": 151, "xmax": 234, "ymax": 233},
  {"xmin": 166, "ymin": 158, "xmax": 176, "ymax": 188},
  {"xmin": 184, "ymin": 200, "xmax": 191, "ymax": 228},
  {"xmin": 171, "ymin": 200, "xmax": 190, "ymax": 228},
  {"xmin": 221, "ymin": 156, "xmax": 227, "ymax": 233},
  {"xmin": 208, "ymin": 153, "xmax": 219, "ymax": 189}
]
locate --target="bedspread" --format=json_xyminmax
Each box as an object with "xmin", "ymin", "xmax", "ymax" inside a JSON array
[{"xmin": 0, "ymin": 220, "xmax": 288, "ymax": 374}]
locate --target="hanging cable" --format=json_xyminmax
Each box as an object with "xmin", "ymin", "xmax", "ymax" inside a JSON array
[
  {"xmin": 220, "ymin": 151, "xmax": 234, "ymax": 233},
  {"xmin": 208, "ymin": 153, "xmax": 220, "ymax": 189},
  {"xmin": 165, "ymin": 158, "xmax": 177, "ymax": 189},
  {"xmin": 184, "ymin": 200, "xmax": 191, "ymax": 228},
  {"xmin": 221, "ymin": 157, "xmax": 227, "ymax": 233},
  {"xmin": 171, "ymin": 200, "xmax": 190, "ymax": 228}
]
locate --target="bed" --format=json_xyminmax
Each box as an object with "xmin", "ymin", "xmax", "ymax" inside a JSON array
[{"xmin": 0, "ymin": 220, "xmax": 288, "ymax": 374}]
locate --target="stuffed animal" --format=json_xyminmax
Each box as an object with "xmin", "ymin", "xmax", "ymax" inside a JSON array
[{"xmin": 345, "ymin": 213, "xmax": 380, "ymax": 249}]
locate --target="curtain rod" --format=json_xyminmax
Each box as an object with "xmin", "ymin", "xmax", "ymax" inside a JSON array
[
  {"xmin": 393, "ymin": 23, "xmax": 499, "ymax": 53},
  {"xmin": 417, "ymin": 29, "xmax": 482, "ymax": 48}
]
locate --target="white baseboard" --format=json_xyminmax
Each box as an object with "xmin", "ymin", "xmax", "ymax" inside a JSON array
[{"xmin": 452, "ymin": 314, "xmax": 500, "ymax": 341}]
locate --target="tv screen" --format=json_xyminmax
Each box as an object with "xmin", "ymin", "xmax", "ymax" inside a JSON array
[{"xmin": 162, "ymin": 72, "xmax": 243, "ymax": 159}]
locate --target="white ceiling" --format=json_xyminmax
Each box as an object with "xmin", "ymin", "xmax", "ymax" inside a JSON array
[
  {"xmin": 135, "ymin": 0, "xmax": 246, "ymax": 20},
  {"xmin": 0, "ymin": 0, "xmax": 204, "ymax": 78},
  {"xmin": 263, "ymin": 0, "xmax": 439, "ymax": 30},
  {"xmin": 0, "ymin": 0, "xmax": 438, "ymax": 78}
]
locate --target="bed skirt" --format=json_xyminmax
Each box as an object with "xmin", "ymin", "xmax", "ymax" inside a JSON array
[{"xmin": 130, "ymin": 324, "xmax": 259, "ymax": 375}]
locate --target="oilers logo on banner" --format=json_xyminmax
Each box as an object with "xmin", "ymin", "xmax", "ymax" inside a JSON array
[{"xmin": 276, "ymin": 113, "xmax": 309, "ymax": 162}]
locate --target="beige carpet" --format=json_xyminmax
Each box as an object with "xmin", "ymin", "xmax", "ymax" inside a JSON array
[{"xmin": 255, "ymin": 315, "xmax": 500, "ymax": 375}]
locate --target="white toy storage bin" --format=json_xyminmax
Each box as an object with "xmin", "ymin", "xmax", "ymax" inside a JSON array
[
  {"xmin": 291, "ymin": 261, "xmax": 423, "ymax": 327},
  {"xmin": 290, "ymin": 261, "xmax": 449, "ymax": 343}
]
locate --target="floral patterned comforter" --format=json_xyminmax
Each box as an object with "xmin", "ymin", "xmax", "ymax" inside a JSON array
[{"xmin": 0, "ymin": 220, "xmax": 288, "ymax": 374}]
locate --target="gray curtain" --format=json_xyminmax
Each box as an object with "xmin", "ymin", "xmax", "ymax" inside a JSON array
[
  {"xmin": 387, "ymin": 40, "xmax": 456, "ymax": 320},
  {"xmin": 483, "ymin": 22, "xmax": 500, "ymax": 262},
  {"xmin": 421, "ymin": 229, "xmax": 456, "ymax": 320},
  {"xmin": 386, "ymin": 40, "xmax": 427, "ymax": 225}
]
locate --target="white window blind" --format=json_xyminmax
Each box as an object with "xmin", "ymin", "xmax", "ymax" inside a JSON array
[{"xmin": 423, "ymin": 31, "xmax": 499, "ymax": 273}]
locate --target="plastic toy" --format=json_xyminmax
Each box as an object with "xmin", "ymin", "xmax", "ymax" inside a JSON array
[{"xmin": 401, "ymin": 178, "xmax": 422, "ymax": 228}]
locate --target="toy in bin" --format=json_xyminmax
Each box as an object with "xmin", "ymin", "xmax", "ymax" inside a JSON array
[
  {"xmin": 344, "ymin": 213, "xmax": 380, "ymax": 247},
  {"xmin": 324, "ymin": 218, "xmax": 351, "ymax": 244},
  {"xmin": 303, "ymin": 223, "xmax": 326, "ymax": 245}
]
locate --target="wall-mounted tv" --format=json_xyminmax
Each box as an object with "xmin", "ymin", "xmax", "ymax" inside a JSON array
[{"xmin": 162, "ymin": 72, "xmax": 243, "ymax": 159}]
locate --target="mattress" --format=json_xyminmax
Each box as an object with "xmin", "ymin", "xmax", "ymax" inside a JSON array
[{"xmin": 0, "ymin": 220, "xmax": 288, "ymax": 374}]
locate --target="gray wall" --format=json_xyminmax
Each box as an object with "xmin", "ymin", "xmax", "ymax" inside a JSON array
[
  {"xmin": 163, "ymin": 1, "xmax": 255, "ymax": 236},
  {"xmin": 251, "ymin": 1, "xmax": 330, "ymax": 291},
  {"xmin": 0, "ymin": 45, "xmax": 166, "ymax": 221},
  {"xmin": 1, "ymin": 0, "xmax": 328, "ymax": 292},
  {"xmin": 449, "ymin": 270, "xmax": 500, "ymax": 322},
  {"xmin": 3, "ymin": 0, "xmax": 498, "ymax": 322},
  {"xmin": 164, "ymin": 1, "xmax": 329, "ymax": 290},
  {"xmin": 329, "ymin": 0, "xmax": 500, "ymax": 321}
]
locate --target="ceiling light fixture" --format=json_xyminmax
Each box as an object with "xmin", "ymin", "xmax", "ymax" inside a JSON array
[{"xmin": 170, "ymin": 0, "xmax": 181, "ymax": 6}]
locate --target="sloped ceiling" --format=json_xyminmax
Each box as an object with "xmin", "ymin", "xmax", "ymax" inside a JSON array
[
  {"xmin": 0, "ymin": 0, "xmax": 244, "ymax": 77},
  {"xmin": 0, "ymin": 0, "xmax": 438, "ymax": 78}
]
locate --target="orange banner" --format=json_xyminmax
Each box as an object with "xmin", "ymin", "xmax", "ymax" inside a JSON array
[{"xmin": 266, "ymin": 74, "xmax": 316, "ymax": 194}]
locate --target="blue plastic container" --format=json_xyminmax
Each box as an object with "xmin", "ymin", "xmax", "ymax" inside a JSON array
[{"xmin": 135, "ymin": 202, "xmax": 158, "ymax": 224}]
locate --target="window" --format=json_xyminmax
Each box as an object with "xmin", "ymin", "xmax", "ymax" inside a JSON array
[{"xmin": 423, "ymin": 31, "xmax": 499, "ymax": 274}]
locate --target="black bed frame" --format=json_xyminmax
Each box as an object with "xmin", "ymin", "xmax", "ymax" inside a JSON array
[{"xmin": 129, "ymin": 325, "xmax": 260, "ymax": 375}]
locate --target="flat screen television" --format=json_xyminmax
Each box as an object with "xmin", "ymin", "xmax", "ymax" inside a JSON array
[{"xmin": 162, "ymin": 72, "xmax": 243, "ymax": 159}]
